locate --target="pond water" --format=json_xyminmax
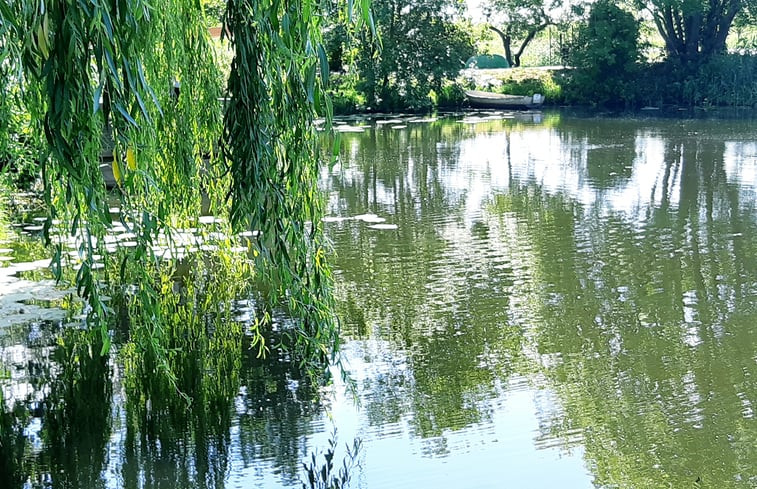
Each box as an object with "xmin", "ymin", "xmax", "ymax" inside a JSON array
[{"xmin": 2, "ymin": 111, "xmax": 757, "ymax": 488}]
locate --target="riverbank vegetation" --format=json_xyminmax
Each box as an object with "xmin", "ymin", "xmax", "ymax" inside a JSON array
[{"xmin": 324, "ymin": 0, "xmax": 757, "ymax": 112}]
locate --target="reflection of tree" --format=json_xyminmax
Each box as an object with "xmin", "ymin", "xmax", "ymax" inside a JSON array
[
  {"xmin": 0, "ymin": 392, "xmax": 29, "ymax": 488},
  {"xmin": 327, "ymin": 121, "xmax": 523, "ymax": 441},
  {"xmin": 555, "ymin": 118, "xmax": 638, "ymax": 189},
  {"xmin": 234, "ymin": 325, "xmax": 325, "ymax": 485},
  {"xmin": 1, "ymin": 256, "xmax": 333, "ymax": 489},
  {"xmin": 492, "ymin": 131, "xmax": 757, "ymax": 487},
  {"xmin": 0, "ymin": 323, "xmax": 111, "ymax": 489},
  {"xmin": 42, "ymin": 329, "xmax": 112, "ymax": 489}
]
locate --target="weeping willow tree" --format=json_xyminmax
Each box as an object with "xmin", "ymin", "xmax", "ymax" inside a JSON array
[{"xmin": 0, "ymin": 0, "xmax": 368, "ymax": 375}]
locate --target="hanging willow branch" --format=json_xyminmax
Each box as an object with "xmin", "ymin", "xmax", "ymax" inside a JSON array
[
  {"xmin": 223, "ymin": 0, "xmax": 342, "ymax": 365},
  {"xmin": 0, "ymin": 0, "xmax": 166, "ymax": 352},
  {"xmin": 0, "ymin": 0, "xmax": 371, "ymax": 372}
]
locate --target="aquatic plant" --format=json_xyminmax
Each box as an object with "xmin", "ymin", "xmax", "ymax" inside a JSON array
[{"xmin": 301, "ymin": 429, "xmax": 362, "ymax": 489}]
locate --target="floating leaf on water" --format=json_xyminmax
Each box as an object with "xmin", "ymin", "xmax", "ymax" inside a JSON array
[
  {"xmin": 336, "ymin": 126, "xmax": 366, "ymax": 133},
  {"xmin": 353, "ymin": 214, "xmax": 386, "ymax": 224},
  {"xmin": 367, "ymin": 223, "xmax": 398, "ymax": 230},
  {"xmin": 198, "ymin": 215, "xmax": 223, "ymax": 224},
  {"xmin": 322, "ymin": 216, "xmax": 350, "ymax": 223}
]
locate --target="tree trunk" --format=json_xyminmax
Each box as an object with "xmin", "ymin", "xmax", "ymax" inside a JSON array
[
  {"xmin": 488, "ymin": 25, "xmax": 515, "ymax": 67},
  {"xmin": 651, "ymin": 0, "xmax": 743, "ymax": 65},
  {"xmin": 513, "ymin": 25, "xmax": 547, "ymax": 67}
]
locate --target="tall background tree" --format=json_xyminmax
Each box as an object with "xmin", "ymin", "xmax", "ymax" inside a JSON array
[
  {"xmin": 634, "ymin": 0, "xmax": 754, "ymax": 65},
  {"xmin": 484, "ymin": 0, "xmax": 555, "ymax": 67},
  {"xmin": 326, "ymin": 0, "xmax": 475, "ymax": 111},
  {"xmin": 483, "ymin": 0, "xmax": 583, "ymax": 67}
]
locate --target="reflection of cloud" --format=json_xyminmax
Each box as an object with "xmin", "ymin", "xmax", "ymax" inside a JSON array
[
  {"xmin": 725, "ymin": 141, "xmax": 757, "ymax": 196},
  {"xmin": 449, "ymin": 122, "xmax": 757, "ymax": 222}
]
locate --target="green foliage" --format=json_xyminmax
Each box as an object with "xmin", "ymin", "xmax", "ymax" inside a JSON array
[
  {"xmin": 0, "ymin": 0, "xmax": 226, "ymax": 354},
  {"xmin": 633, "ymin": 0, "xmax": 754, "ymax": 65},
  {"xmin": 119, "ymin": 247, "xmax": 248, "ymax": 402},
  {"xmin": 120, "ymin": 251, "xmax": 246, "ymax": 441},
  {"xmin": 0, "ymin": 0, "xmax": 361, "ymax": 381},
  {"xmin": 635, "ymin": 55, "xmax": 757, "ymax": 107},
  {"xmin": 223, "ymin": 0, "xmax": 342, "ymax": 367},
  {"xmin": 330, "ymin": 73, "xmax": 367, "ymax": 114},
  {"xmin": 0, "ymin": 79, "xmax": 40, "ymax": 189},
  {"xmin": 566, "ymin": 1, "xmax": 642, "ymax": 107},
  {"xmin": 330, "ymin": 0, "xmax": 475, "ymax": 112},
  {"xmin": 483, "ymin": 0, "xmax": 569, "ymax": 67},
  {"xmin": 432, "ymin": 82, "xmax": 468, "ymax": 108}
]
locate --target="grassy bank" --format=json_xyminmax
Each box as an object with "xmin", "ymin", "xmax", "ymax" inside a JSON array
[{"xmin": 329, "ymin": 54, "xmax": 757, "ymax": 113}]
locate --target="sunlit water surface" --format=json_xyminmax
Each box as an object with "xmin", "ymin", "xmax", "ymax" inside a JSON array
[{"xmin": 2, "ymin": 111, "xmax": 757, "ymax": 488}]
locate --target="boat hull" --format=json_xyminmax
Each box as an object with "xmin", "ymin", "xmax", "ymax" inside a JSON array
[{"xmin": 465, "ymin": 90, "xmax": 543, "ymax": 109}]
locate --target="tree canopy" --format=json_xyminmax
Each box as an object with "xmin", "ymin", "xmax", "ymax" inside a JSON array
[
  {"xmin": 634, "ymin": 0, "xmax": 753, "ymax": 64},
  {"xmin": 326, "ymin": 0, "xmax": 475, "ymax": 110},
  {"xmin": 483, "ymin": 0, "xmax": 572, "ymax": 67},
  {"xmin": 568, "ymin": 0, "xmax": 642, "ymax": 106}
]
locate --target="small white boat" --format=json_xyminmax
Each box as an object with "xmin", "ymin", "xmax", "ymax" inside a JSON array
[{"xmin": 465, "ymin": 90, "xmax": 544, "ymax": 109}]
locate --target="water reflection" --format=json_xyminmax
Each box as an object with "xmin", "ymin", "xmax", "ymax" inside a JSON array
[
  {"xmin": 325, "ymin": 113, "xmax": 757, "ymax": 487},
  {"xmin": 2, "ymin": 112, "xmax": 757, "ymax": 488},
  {"xmin": 489, "ymin": 124, "xmax": 757, "ymax": 487}
]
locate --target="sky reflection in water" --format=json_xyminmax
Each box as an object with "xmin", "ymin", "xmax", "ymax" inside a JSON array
[{"xmin": 3, "ymin": 111, "xmax": 757, "ymax": 488}]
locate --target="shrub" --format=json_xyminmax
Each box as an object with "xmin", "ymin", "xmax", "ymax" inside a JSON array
[
  {"xmin": 631, "ymin": 55, "xmax": 757, "ymax": 108},
  {"xmin": 433, "ymin": 83, "xmax": 467, "ymax": 108},
  {"xmin": 565, "ymin": 1, "xmax": 642, "ymax": 107},
  {"xmin": 329, "ymin": 73, "xmax": 366, "ymax": 115}
]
